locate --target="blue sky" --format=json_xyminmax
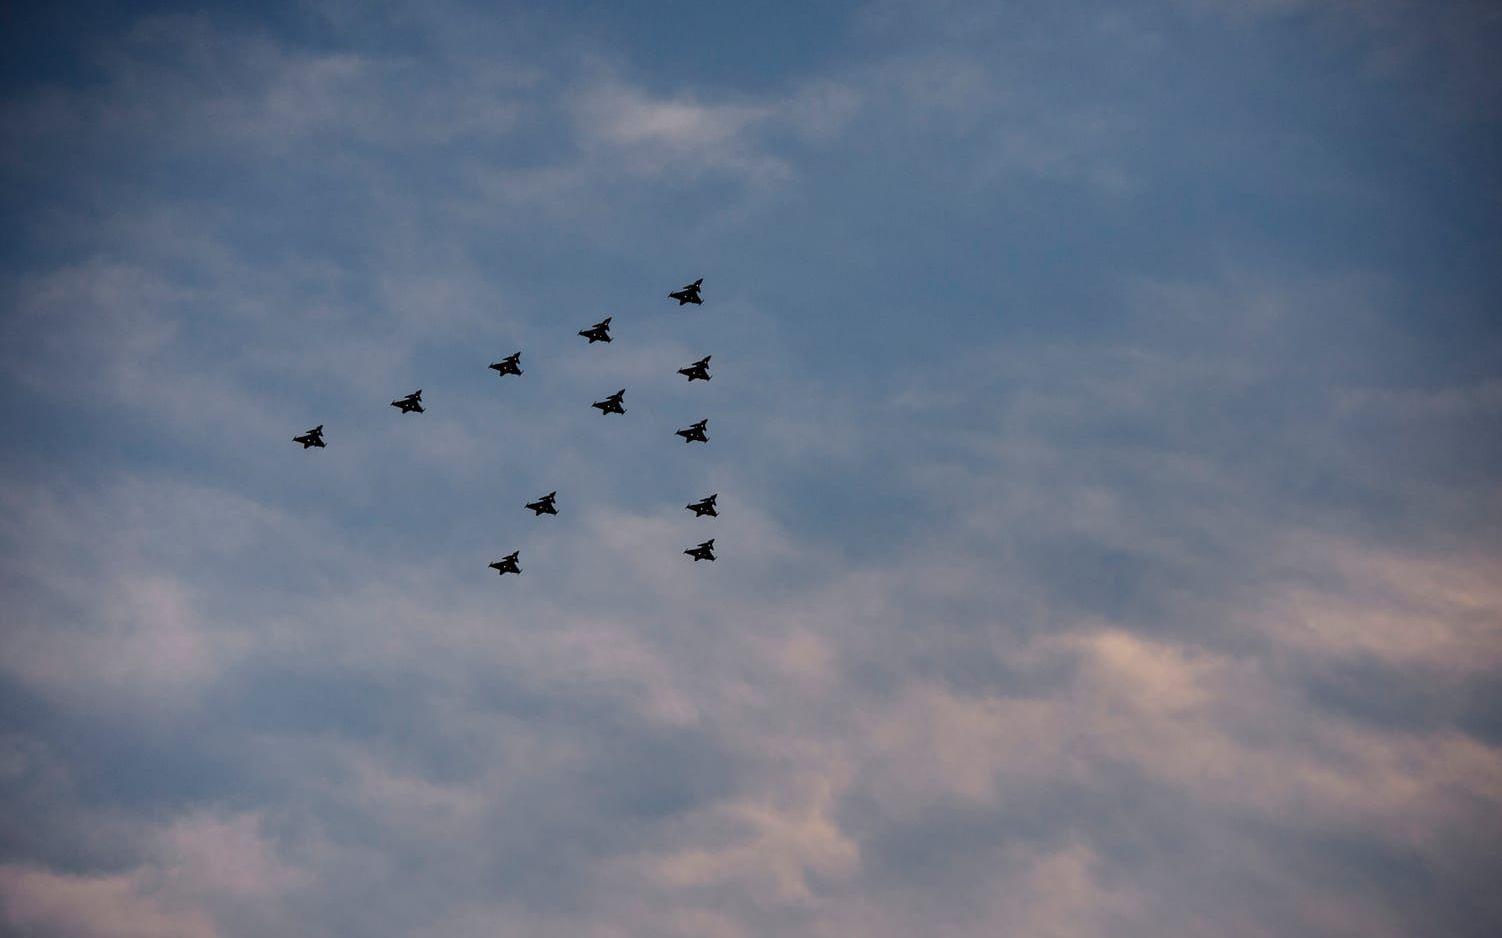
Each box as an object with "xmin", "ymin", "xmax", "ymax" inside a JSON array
[{"xmin": 2, "ymin": 1, "xmax": 1500, "ymax": 935}]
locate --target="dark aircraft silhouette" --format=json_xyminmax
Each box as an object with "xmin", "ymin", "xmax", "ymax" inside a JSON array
[
  {"xmin": 526, "ymin": 491, "xmax": 558, "ymax": 516},
  {"xmin": 684, "ymin": 539, "xmax": 716, "ymax": 562},
  {"xmin": 669, "ymin": 278, "xmax": 703, "ymax": 306},
  {"xmin": 678, "ymin": 355, "xmax": 712, "ymax": 382},
  {"xmin": 489, "ymin": 352, "xmax": 523, "ymax": 377},
  {"xmin": 686, "ymin": 494, "xmax": 718, "ymax": 517},
  {"xmin": 676, "ymin": 419, "xmax": 709, "ymax": 443},
  {"xmin": 391, "ymin": 390, "xmax": 424, "ymax": 414},
  {"xmin": 578, "ymin": 317, "xmax": 613, "ymax": 343},
  {"xmin": 592, "ymin": 389, "xmax": 626, "ymax": 415},
  {"xmin": 293, "ymin": 425, "xmax": 325, "ymax": 449},
  {"xmin": 489, "ymin": 551, "xmax": 522, "ymax": 575}
]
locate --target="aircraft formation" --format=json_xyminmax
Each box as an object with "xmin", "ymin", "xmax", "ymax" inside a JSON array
[{"xmin": 296, "ymin": 277, "xmax": 717, "ymax": 576}]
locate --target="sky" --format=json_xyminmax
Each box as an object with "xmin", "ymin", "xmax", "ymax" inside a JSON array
[{"xmin": 1, "ymin": 0, "xmax": 1500, "ymax": 935}]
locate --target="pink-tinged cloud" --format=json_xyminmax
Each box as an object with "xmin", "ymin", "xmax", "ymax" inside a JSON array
[{"xmin": 0, "ymin": 865, "xmax": 218, "ymax": 938}]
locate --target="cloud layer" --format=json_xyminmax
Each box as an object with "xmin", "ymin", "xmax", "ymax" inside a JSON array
[{"xmin": 2, "ymin": 1, "xmax": 1500, "ymax": 936}]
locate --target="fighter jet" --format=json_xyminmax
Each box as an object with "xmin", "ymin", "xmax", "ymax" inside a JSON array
[
  {"xmin": 489, "ymin": 352, "xmax": 523, "ymax": 377},
  {"xmin": 684, "ymin": 539, "xmax": 716, "ymax": 562},
  {"xmin": 592, "ymin": 389, "xmax": 626, "ymax": 415},
  {"xmin": 489, "ymin": 551, "xmax": 522, "ymax": 576},
  {"xmin": 578, "ymin": 317, "xmax": 613, "ymax": 344},
  {"xmin": 293, "ymin": 425, "xmax": 325, "ymax": 449},
  {"xmin": 685, "ymin": 494, "xmax": 718, "ymax": 518},
  {"xmin": 675, "ymin": 419, "xmax": 709, "ymax": 443},
  {"xmin": 525, "ymin": 491, "xmax": 558, "ymax": 516},
  {"xmin": 391, "ymin": 390, "xmax": 424, "ymax": 414},
  {"xmin": 678, "ymin": 355, "xmax": 712, "ymax": 382},
  {"xmin": 669, "ymin": 278, "xmax": 703, "ymax": 306}
]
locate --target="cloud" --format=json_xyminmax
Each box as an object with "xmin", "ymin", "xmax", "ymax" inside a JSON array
[
  {"xmin": 641, "ymin": 778, "xmax": 860, "ymax": 905},
  {"xmin": 1, "ymin": 13, "xmax": 530, "ymax": 164},
  {"xmin": 8, "ymin": 244, "xmax": 1497, "ymax": 935},
  {"xmin": 0, "ymin": 480, "xmax": 271, "ymax": 713},
  {"xmin": 1336, "ymin": 379, "xmax": 1502, "ymax": 419},
  {"xmin": 2, "ymin": 2, "xmax": 1500, "ymax": 936},
  {"xmin": 1256, "ymin": 536, "xmax": 1502, "ymax": 673},
  {"xmin": 0, "ymin": 865, "xmax": 219, "ymax": 938}
]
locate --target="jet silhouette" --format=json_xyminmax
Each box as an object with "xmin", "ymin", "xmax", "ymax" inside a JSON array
[
  {"xmin": 391, "ymin": 390, "xmax": 424, "ymax": 414},
  {"xmin": 669, "ymin": 278, "xmax": 703, "ymax": 306},
  {"xmin": 578, "ymin": 317, "xmax": 613, "ymax": 343},
  {"xmin": 678, "ymin": 355, "xmax": 712, "ymax": 382},
  {"xmin": 489, "ymin": 551, "xmax": 522, "ymax": 575},
  {"xmin": 526, "ymin": 491, "xmax": 558, "ymax": 516},
  {"xmin": 489, "ymin": 352, "xmax": 523, "ymax": 377},
  {"xmin": 686, "ymin": 494, "xmax": 718, "ymax": 517},
  {"xmin": 676, "ymin": 419, "xmax": 709, "ymax": 443},
  {"xmin": 593, "ymin": 389, "xmax": 626, "ymax": 415},
  {"xmin": 684, "ymin": 539, "xmax": 716, "ymax": 562},
  {"xmin": 293, "ymin": 425, "xmax": 325, "ymax": 449}
]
